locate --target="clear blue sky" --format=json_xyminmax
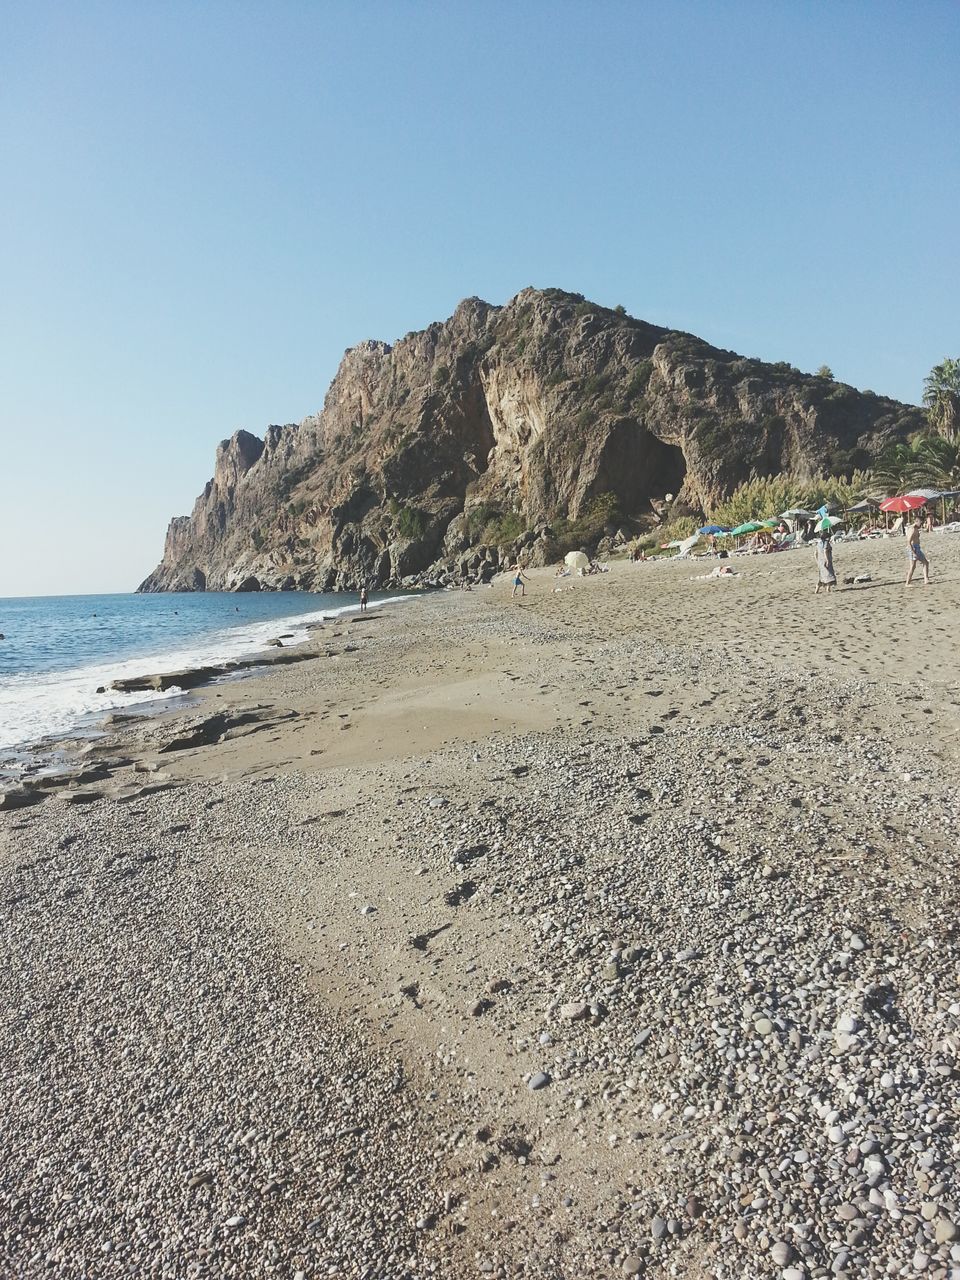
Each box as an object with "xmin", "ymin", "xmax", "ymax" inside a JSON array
[{"xmin": 1, "ymin": 1, "xmax": 957, "ymax": 595}]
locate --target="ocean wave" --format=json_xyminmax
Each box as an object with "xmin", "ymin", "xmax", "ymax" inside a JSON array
[{"xmin": 0, "ymin": 595, "xmax": 410, "ymax": 756}]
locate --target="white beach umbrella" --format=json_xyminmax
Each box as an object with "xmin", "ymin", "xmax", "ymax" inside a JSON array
[{"xmin": 564, "ymin": 551, "xmax": 590, "ymax": 572}]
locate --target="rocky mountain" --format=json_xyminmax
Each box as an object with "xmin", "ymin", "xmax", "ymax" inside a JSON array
[{"xmin": 139, "ymin": 288, "xmax": 923, "ymax": 592}]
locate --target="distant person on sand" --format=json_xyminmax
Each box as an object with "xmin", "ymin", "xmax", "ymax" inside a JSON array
[
  {"xmin": 905, "ymin": 520, "xmax": 931, "ymax": 586},
  {"xmin": 359, "ymin": 584, "xmax": 369, "ymax": 611},
  {"xmin": 815, "ymin": 531, "xmax": 837, "ymax": 594},
  {"xmin": 512, "ymin": 563, "xmax": 528, "ymax": 598}
]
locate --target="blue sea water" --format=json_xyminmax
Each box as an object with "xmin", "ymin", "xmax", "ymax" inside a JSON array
[{"xmin": 0, "ymin": 590, "xmax": 407, "ymax": 755}]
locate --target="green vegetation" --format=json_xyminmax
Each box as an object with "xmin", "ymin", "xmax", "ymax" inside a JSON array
[
  {"xmin": 464, "ymin": 504, "xmax": 526, "ymax": 545},
  {"xmin": 433, "ymin": 364, "xmax": 450, "ymax": 386},
  {"xmin": 549, "ymin": 492, "xmax": 619, "ymax": 556},
  {"xmin": 815, "ymin": 365, "xmax": 834, "ymax": 379},
  {"xmin": 874, "ymin": 436, "xmax": 960, "ymax": 492},
  {"xmin": 396, "ymin": 506, "xmax": 429, "ymax": 539},
  {"xmin": 614, "ymin": 304, "xmax": 627, "ymax": 316},
  {"xmin": 923, "ymin": 357, "xmax": 960, "ymax": 439},
  {"xmin": 251, "ymin": 528, "xmax": 265, "ymax": 551},
  {"xmin": 709, "ymin": 471, "xmax": 875, "ymax": 527},
  {"xmin": 622, "ymin": 360, "xmax": 653, "ymax": 403}
]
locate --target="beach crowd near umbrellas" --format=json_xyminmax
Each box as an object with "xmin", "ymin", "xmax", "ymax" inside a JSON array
[{"xmin": 688, "ymin": 487, "xmax": 960, "ymax": 550}]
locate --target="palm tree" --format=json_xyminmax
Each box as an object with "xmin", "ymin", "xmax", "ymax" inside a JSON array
[
  {"xmin": 907, "ymin": 435, "xmax": 960, "ymax": 490},
  {"xmin": 923, "ymin": 358, "xmax": 960, "ymax": 440},
  {"xmin": 872, "ymin": 442, "xmax": 916, "ymax": 493}
]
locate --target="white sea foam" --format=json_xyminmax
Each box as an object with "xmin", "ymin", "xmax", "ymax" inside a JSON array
[{"xmin": 0, "ymin": 596, "xmax": 410, "ymax": 756}]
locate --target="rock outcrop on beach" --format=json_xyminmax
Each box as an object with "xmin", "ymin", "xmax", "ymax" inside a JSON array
[{"xmin": 138, "ymin": 288, "xmax": 923, "ymax": 591}]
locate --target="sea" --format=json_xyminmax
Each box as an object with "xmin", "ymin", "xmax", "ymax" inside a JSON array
[{"xmin": 0, "ymin": 590, "xmax": 409, "ymax": 759}]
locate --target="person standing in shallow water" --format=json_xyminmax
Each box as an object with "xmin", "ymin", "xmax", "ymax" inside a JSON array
[
  {"xmin": 359, "ymin": 584, "xmax": 368, "ymax": 612},
  {"xmin": 905, "ymin": 520, "xmax": 931, "ymax": 586},
  {"xmin": 815, "ymin": 530, "xmax": 836, "ymax": 594}
]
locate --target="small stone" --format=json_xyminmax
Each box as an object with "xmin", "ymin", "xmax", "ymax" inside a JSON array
[
  {"xmin": 651, "ymin": 1215, "xmax": 667, "ymax": 1240},
  {"xmin": 223, "ymin": 1215, "xmax": 246, "ymax": 1228},
  {"xmin": 782, "ymin": 1270, "xmax": 804, "ymax": 1280},
  {"xmin": 754, "ymin": 1017, "xmax": 774, "ymax": 1036},
  {"xmin": 621, "ymin": 1257, "xmax": 644, "ymax": 1277},
  {"xmin": 936, "ymin": 1219, "xmax": 959, "ymax": 1245},
  {"xmin": 560, "ymin": 1002, "xmax": 591, "ymax": 1021},
  {"xmin": 771, "ymin": 1241, "xmax": 794, "ymax": 1266},
  {"xmin": 527, "ymin": 1071, "xmax": 551, "ymax": 1091},
  {"xmin": 837, "ymin": 1203, "xmax": 859, "ymax": 1221}
]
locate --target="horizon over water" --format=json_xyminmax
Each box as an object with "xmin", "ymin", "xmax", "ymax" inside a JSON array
[{"xmin": 0, "ymin": 590, "xmax": 407, "ymax": 757}]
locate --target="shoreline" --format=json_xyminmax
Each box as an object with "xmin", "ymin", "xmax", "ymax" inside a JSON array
[
  {"xmin": 0, "ymin": 591, "xmax": 420, "ymax": 798},
  {"xmin": 3, "ymin": 545, "xmax": 960, "ymax": 1276}
]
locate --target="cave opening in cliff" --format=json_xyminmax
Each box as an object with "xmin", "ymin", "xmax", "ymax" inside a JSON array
[{"xmin": 643, "ymin": 437, "xmax": 687, "ymax": 500}]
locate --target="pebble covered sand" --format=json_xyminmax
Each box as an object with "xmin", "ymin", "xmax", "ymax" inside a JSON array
[{"xmin": 2, "ymin": 536, "xmax": 960, "ymax": 1277}]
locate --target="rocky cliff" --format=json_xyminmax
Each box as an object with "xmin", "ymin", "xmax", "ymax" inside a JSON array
[{"xmin": 139, "ymin": 288, "xmax": 923, "ymax": 592}]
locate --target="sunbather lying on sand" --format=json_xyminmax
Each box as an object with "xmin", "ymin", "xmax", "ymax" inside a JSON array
[{"xmin": 691, "ymin": 565, "xmax": 740, "ymax": 580}]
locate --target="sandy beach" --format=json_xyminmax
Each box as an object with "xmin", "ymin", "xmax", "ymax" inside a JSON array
[{"xmin": 3, "ymin": 534, "xmax": 960, "ymax": 1279}]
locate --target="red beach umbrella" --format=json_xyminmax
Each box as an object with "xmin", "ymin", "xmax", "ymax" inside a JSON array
[{"xmin": 879, "ymin": 495, "xmax": 927, "ymax": 513}]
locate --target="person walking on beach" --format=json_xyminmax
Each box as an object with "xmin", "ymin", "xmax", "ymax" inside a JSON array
[
  {"xmin": 359, "ymin": 583, "xmax": 369, "ymax": 611},
  {"xmin": 815, "ymin": 530, "xmax": 836, "ymax": 594},
  {"xmin": 905, "ymin": 520, "xmax": 931, "ymax": 586},
  {"xmin": 511, "ymin": 563, "xmax": 528, "ymax": 598}
]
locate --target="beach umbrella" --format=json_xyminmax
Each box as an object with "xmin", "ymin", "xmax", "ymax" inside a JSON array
[
  {"xmin": 698, "ymin": 524, "xmax": 729, "ymax": 535},
  {"xmin": 904, "ymin": 488, "xmax": 943, "ymax": 501},
  {"xmin": 818, "ymin": 515, "xmax": 844, "ymax": 530},
  {"xmin": 879, "ymin": 495, "xmax": 927, "ymax": 513},
  {"xmin": 844, "ymin": 499, "xmax": 879, "ymax": 514},
  {"xmin": 760, "ymin": 518, "xmax": 781, "ymax": 528},
  {"xmin": 729, "ymin": 521, "xmax": 764, "ymax": 535},
  {"xmin": 779, "ymin": 508, "xmax": 817, "ymax": 522},
  {"xmin": 564, "ymin": 550, "xmax": 590, "ymax": 572}
]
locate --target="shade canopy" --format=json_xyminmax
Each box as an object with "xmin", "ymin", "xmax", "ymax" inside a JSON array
[
  {"xmin": 729, "ymin": 521, "xmax": 764, "ymax": 535},
  {"xmin": 780, "ymin": 508, "xmax": 817, "ymax": 520},
  {"xmin": 879, "ymin": 495, "xmax": 927, "ymax": 513},
  {"xmin": 698, "ymin": 524, "xmax": 729, "ymax": 535},
  {"xmin": 564, "ymin": 550, "xmax": 590, "ymax": 571},
  {"xmin": 844, "ymin": 499, "xmax": 879, "ymax": 513},
  {"xmin": 904, "ymin": 488, "xmax": 944, "ymax": 501}
]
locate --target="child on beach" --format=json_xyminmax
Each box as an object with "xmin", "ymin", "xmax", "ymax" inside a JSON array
[
  {"xmin": 512, "ymin": 564, "xmax": 528, "ymax": 598},
  {"xmin": 905, "ymin": 520, "xmax": 931, "ymax": 586}
]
